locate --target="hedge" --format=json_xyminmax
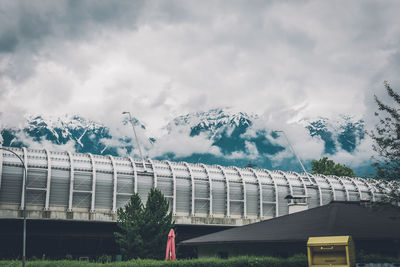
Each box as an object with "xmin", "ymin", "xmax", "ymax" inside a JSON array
[
  {"xmin": 0, "ymin": 255, "xmax": 308, "ymax": 267},
  {"xmin": 2, "ymin": 254, "xmax": 399, "ymax": 267}
]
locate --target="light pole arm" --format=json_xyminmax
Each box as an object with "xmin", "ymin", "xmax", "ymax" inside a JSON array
[
  {"xmin": 0, "ymin": 146, "xmax": 27, "ymax": 267},
  {"xmin": 275, "ymin": 130, "xmax": 310, "ymax": 177},
  {"xmin": 122, "ymin": 112, "xmax": 147, "ymax": 172}
]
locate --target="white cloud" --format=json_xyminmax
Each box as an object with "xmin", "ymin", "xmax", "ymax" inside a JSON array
[
  {"xmin": 328, "ymin": 134, "xmax": 378, "ymax": 168},
  {"xmin": 14, "ymin": 131, "xmax": 76, "ymax": 152},
  {"xmin": 1, "ymin": 0, "xmax": 400, "ymax": 171},
  {"xmin": 1, "ymin": 1, "xmax": 400, "ymax": 130},
  {"xmin": 147, "ymin": 126, "xmax": 221, "ymax": 158}
]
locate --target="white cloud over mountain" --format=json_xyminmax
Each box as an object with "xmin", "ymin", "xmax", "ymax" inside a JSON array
[{"xmin": 0, "ymin": 1, "xmax": 398, "ymax": 177}]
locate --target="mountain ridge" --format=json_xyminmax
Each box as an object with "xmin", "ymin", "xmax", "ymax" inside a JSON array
[{"xmin": 0, "ymin": 108, "xmax": 373, "ymax": 176}]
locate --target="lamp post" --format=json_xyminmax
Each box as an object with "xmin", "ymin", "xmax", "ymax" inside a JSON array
[
  {"xmin": 274, "ymin": 130, "xmax": 310, "ymax": 177},
  {"xmin": 0, "ymin": 146, "xmax": 27, "ymax": 267},
  {"xmin": 122, "ymin": 112, "xmax": 147, "ymax": 172}
]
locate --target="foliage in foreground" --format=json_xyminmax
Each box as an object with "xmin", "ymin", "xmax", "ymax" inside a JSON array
[
  {"xmin": 311, "ymin": 157, "xmax": 355, "ymax": 177},
  {"xmin": 369, "ymin": 81, "xmax": 400, "ymax": 204},
  {"xmin": 114, "ymin": 188, "xmax": 174, "ymax": 260},
  {"xmin": 0, "ymin": 255, "xmax": 308, "ymax": 267},
  {"xmin": 370, "ymin": 81, "xmax": 400, "ymax": 181},
  {"xmin": 2, "ymin": 253, "xmax": 400, "ymax": 266}
]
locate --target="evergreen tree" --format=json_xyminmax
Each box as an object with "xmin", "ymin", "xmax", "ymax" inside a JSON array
[
  {"xmin": 114, "ymin": 193, "xmax": 144, "ymax": 259},
  {"xmin": 370, "ymin": 81, "xmax": 400, "ymax": 180},
  {"xmin": 141, "ymin": 188, "xmax": 174, "ymax": 259},
  {"xmin": 311, "ymin": 157, "xmax": 355, "ymax": 177},
  {"xmin": 114, "ymin": 188, "xmax": 174, "ymax": 259}
]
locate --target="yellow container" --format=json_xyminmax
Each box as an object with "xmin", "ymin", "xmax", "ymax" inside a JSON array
[{"xmin": 307, "ymin": 236, "xmax": 355, "ymax": 267}]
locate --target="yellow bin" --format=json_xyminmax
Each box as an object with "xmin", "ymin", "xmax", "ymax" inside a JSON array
[{"xmin": 307, "ymin": 236, "xmax": 355, "ymax": 267}]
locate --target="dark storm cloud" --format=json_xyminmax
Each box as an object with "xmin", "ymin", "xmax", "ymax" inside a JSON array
[
  {"xmin": 0, "ymin": 0, "xmax": 146, "ymax": 80},
  {"xmin": 0, "ymin": 0, "xmax": 146, "ymax": 42},
  {"xmin": 1, "ymin": 0, "xmax": 400, "ymax": 133},
  {"xmin": 0, "ymin": 29, "xmax": 18, "ymax": 53}
]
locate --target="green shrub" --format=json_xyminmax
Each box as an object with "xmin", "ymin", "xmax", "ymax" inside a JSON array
[
  {"xmin": 358, "ymin": 253, "xmax": 400, "ymax": 263},
  {"xmin": 1, "ymin": 254, "xmax": 399, "ymax": 267},
  {"xmin": 65, "ymin": 254, "xmax": 73, "ymax": 261},
  {"xmin": 0, "ymin": 256, "xmax": 308, "ymax": 267},
  {"xmin": 97, "ymin": 254, "xmax": 112, "ymax": 263}
]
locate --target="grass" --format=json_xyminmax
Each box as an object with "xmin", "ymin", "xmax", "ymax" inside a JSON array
[
  {"xmin": 0, "ymin": 255, "xmax": 308, "ymax": 267},
  {"xmin": 2, "ymin": 254, "xmax": 399, "ymax": 267}
]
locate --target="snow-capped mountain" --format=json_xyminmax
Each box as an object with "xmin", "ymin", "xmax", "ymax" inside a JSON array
[
  {"xmin": 0, "ymin": 109, "xmax": 373, "ymax": 176},
  {"xmin": 169, "ymin": 108, "xmax": 257, "ymax": 137},
  {"xmin": 304, "ymin": 115, "xmax": 365, "ymax": 154},
  {"xmin": 1, "ymin": 115, "xmax": 140, "ymax": 156}
]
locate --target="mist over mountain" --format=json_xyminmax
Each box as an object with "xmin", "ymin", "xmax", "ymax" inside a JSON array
[{"xmin": 0, "ymin": 108, "xmax": 374, "ymax": 177}]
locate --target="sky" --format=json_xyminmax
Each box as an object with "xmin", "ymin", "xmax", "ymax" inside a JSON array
[{"xmin": 0, "ymin": 0, "xmax": 400, "ymax": 170}]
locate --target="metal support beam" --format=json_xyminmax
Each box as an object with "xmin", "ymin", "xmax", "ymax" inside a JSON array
[
  {"xmin": 291, "ymin": 171, "xmax": 309, "ymax": 197},
  {"xmin": 335, "ymin": 176, "xmax": 350, "ymax": 201},
  {"xmin": 233, "ymin": 166, "xmax": 246, "ymax": 218},
  {"xmin": 165, "ymin": 161, "xmax": 176, "ymax": 215},
  {"xmin": 0, "ymin": 147, "xmax": 28, "ymax": 267},
  {"xmin": 183, "ymin": 162, "xmax": 195, "ymax": 216},
  {"xmin": 308, "ymin": 173, "xmax": 323, "ymax": 206},
  {"xmin": 216, "ymin": 165, "xmax": 230, "ymax": 217},
  {"xmin": 88, "ymin": 153, "xmax": 96, "ymax": 213},
  {"xmin": 67, "ymin": 151, "xmax": 74, "ymax": 211},
  {"xmin": 276, "ymin": 170, "xmax": 294, "ymax": 195},
  {"xmin": 109, "ymin": 155, "xmax": 117, "ymax": 213},
  {"xmin": 359, "ymin": 178, "xmax": 376, "ymax": 202},
  {"xmin": 128, "ymin": 157, "xmax": 138, "ymax": 193},
  {"xmin": 369, "ymin": 179, "xmax": 383, "ymax": 200},
  {"xmin": 200, "ymin": 163, "xmax": 213, "ymax": 216},
  {"xmin": 148, "ymin": 159, "xmax": 157, "ymax": 188},
  {"xmin": 44, "ymin": 149, "xmax": 52, "ymax": 211},
  {"xmin": 263, "ymin": 169, "xmax": 279, "ymax": 217},
  {"xmin": 20, "ymin": 147, "xmax": 28, "ymax": 210},
  {"xmin": 247, "ymin": 168, "xmax": 263, "ymax": 219},
  {"xmin": 346, "ymin": 176, "xmax": 362, "ymax": 201},
  {"xmin": 320, "ymin": 174, "xmax": 336, "ymax": 201}
]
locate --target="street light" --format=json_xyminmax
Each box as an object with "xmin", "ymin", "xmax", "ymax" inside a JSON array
[
  {"xmin": 122, "ymin": 112, "xmax": 147, "ymax": 172},
  {"xmin": 0, "ymin": 146, "xmax": 27, "ymax": 267},
  {"xmin": 274, "ymin": 130, "xmax": 310, "ymax": 178}
]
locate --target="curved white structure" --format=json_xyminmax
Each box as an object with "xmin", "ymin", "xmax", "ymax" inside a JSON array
[{"xmin": 0, "ymin": 147, "xmax": 394, "ymax": 226}]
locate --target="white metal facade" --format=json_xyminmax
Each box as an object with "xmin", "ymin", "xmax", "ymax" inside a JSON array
[{"xmin": 0, "ymin": 147, "xmax": 394, "ymax": 224}]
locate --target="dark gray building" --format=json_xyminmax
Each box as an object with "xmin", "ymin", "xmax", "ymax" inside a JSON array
[{"xmin": 181, "ymin": 201, "xmax": 400, "ymax": 258}]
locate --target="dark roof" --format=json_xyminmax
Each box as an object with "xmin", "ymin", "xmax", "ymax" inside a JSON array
[{"xmin": 181, "ymin": 202, "xmax": 400, "ymax": 245}]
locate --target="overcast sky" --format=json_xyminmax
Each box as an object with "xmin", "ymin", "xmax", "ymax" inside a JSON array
[{"xmin": 1, "ymin": 0, "xmax": 400, "ymax": 137}]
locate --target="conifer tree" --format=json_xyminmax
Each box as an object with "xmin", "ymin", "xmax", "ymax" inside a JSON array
[
  {"xmin": 114, "ymin": 188, "xmax": 174, "ymax": 259},
  {"xmin": 141, "ymin": 188, "xmax": 174, "ymax": 259},
  {"xmin": 114, "ymin": 193, "xmax": 144, "ymax": 259}
]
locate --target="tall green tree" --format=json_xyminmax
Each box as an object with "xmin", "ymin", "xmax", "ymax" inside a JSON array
[
  {"xmin": 114, "ymin": 188, "xmax": 174, "ymax": 260},
  {"xmin": 114, "ymin": 193, "xmax": 144, "ymax": 259},
  {"xmin": 370, "ymin": 81, "xmax": 400, "ymax": 204},
  {"xmin": 141, "ymin": 188, "xmax": 174, "ymax": 259},
  {"xmin": 311, "ymin": 157, "xmax": 355, "ymax": 177},
  {"xmin": 370, "ymin": 81, "xmax": 400, "ymax": 180}
]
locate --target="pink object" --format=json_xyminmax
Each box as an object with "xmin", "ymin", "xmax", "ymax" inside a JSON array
[{"xmin": 165, "ymin": 229, "xmax": 176, "ymax": 261}]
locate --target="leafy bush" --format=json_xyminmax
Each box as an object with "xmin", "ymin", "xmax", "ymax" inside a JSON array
[
  {"xmin": 97, "ymin": 254, "xmax": 112, "ymax": 263},
  {"xmin": 2, "ymin": 253, "xmax": 399, "ymax": 267},
  {"xmin": 358, "ymin": 253, "xmax": 400, "ymax": 263},
  {"xmin": 65, "ymin": 254, "xmax": 73, "ymax": 261}
]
